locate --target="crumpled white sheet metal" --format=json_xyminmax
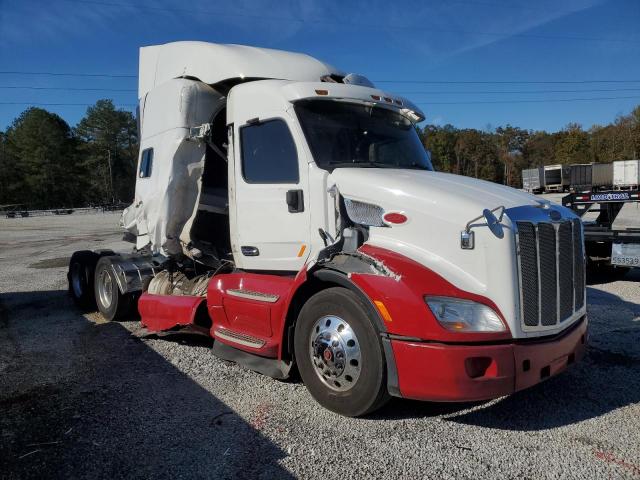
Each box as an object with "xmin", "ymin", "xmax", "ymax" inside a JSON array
[{"xmin": 122, "ymin": 78, "xmax": 224, "ymax": 257}]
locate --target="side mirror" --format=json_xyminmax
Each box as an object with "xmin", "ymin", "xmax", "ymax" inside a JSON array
[{"xmin": 483, "ymin": 209, "xmax": 504, "ymax": 239}]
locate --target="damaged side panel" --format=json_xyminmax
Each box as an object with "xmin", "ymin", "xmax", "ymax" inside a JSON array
[
  {"xmin": 316, "ymin": 251, "xmax": 400, "ymax": 280},
  {"xmin": 121, "ymin": 78, "xmax": 226, "ymax": 258}
]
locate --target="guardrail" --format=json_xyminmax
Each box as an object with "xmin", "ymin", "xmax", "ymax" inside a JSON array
[{"xmin": 2, "ymin": 206, "xmax": 125, "ymax": 218}]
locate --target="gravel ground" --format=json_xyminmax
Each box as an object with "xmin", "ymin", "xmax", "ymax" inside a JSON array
[{"xmin": 1, "ymin": 213, "xmax": 639, "ymax": 479}]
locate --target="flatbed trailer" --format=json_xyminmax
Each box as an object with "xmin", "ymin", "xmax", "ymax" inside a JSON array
[{"xmin": 562, "ymin": 190, "xmax": 640, "ymax": 270}]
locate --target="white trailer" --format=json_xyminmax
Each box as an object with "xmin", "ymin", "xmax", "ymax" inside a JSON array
[
  {"xmin": 613, "ymin": 159, "xmax": 640, "ymax": 190},
  {"xmin": 68, "ymin": 41, "xmax": 588, "ymax": 416}
]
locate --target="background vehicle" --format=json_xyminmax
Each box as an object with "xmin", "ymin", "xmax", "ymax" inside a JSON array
[
  {"xmin": 521, "ymin": 161, "xmax": 640, "ymax": 275},
  {"xmin": 68, "ymin": 42, "xmax": 588, "ymax": 416}
]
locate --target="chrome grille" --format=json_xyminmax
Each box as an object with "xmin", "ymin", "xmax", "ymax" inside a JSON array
[
  {"xmin": 516, "ymin": 219, "xmax": 585, "ymax": 330},
  {"xmin": 517, "ymin": 222, "xmax": 539, "ymax": 327},
  {"xmin": 558, "ymin": 222, "xmax": 574, "ymax": 320},
  {"xmin": 573, "ymin": 219, "xmax": 585, "ymax": 310},
  {"xmin": 538, "ymin": 223, "xmax": 557, "ymax": 326}
]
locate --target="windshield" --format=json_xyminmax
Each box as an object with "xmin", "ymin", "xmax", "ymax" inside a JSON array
[{"xmin": 294, "ymin": 99, "xmax": 433, "ymax": 171}]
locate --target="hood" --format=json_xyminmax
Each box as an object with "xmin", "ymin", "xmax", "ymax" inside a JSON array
[{"xmin": 329, "ymin": 168, "xmax": 539, "ymax": 227}]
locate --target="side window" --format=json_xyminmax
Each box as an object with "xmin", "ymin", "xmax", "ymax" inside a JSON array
[
  {"xmin": 139, "ymin": 148, "xmax": 153, "ymax": 178},
  {"xmin": 241, "ymin": 119, "xmax": 299, "ymax": 184}
]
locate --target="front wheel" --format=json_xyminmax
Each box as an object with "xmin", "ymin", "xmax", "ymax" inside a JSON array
[
  {"xmin": 94, "ymin": 256, "xmax": 135, "ymax": 321},
  {"xmin": 294, "ymin": 287, "xmax": 390, "ymax": 417}
]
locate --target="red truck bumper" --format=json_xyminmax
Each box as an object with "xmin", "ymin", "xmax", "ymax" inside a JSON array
[{"xmin": 390, "ymin": 317, "xmax": 588, "ymax": 402}]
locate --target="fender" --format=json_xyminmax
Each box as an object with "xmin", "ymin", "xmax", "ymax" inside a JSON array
[
  {"xmin": 310, "ymin": 265, "xmax": 401, "ymax": 397},
  {"xmin": 352, "ymin": 244, "xmax": 512, "ymax": 343},
  {"xmin": 139, "ymin": 293, "xmax": 206, "ymax": 332}
]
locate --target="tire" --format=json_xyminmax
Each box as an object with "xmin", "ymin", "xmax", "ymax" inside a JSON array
[
  {"xmin": 68, "ymin": 251, "xmax": 100, "ymax": 311},
  {"xmin": 294, "ymin": 287, "xmax": 390, "ymax": 417},
  {"xmin": 94, "ymin": 256, "xmax": 135, "ymax": 321}
]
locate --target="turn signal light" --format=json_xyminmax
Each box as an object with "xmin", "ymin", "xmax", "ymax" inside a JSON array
[{"xmin": 383, "ymin": 212, "xmax": 408, "ymax": 225}]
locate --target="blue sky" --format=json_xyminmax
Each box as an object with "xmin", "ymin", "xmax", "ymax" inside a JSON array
[{"xmin": 1, "ymin": 0, "xmax": 639, "ymax": 132}]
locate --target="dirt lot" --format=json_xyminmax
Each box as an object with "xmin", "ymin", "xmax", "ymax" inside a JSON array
[{"xmin": 1, "ymin": 213, "xmax": 639, "ymax": 479}]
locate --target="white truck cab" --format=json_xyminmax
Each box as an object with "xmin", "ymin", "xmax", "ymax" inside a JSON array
[{"xmin": 69, "ymin": 42, "xmax": 588, "ymax": 416}]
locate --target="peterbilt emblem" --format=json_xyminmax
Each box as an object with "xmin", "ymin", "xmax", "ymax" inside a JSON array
[{"xmin": 323, "ymin": 348, "xmax": 333, "ymax": 362}]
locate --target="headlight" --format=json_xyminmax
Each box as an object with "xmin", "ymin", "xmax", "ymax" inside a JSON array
[{"xmin": 425, "ymin": 296, "xmax": 506, "ymax": 332}]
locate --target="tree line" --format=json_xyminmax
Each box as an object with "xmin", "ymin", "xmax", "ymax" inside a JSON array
[
  {"xmin": 422, "ymin": 105, "xmax": 640, "ymax": 187},
  {"xmin": 0, "ymin": 100, "xmax": 138, "ymax": 210},
  {"xmin": 1, "ymin": 100, "xmax": 639, "ymax": 209}
]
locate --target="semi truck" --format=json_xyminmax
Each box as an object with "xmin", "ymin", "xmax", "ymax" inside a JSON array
[{"xmin": 68, "ymin": 42, "xmax": 588, "ymax": 417}]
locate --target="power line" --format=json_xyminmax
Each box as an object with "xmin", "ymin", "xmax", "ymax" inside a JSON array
[
  {"xmin": 2, "ymin": 95, "xmax": 639, "ymax": 108},
  {"xmin": 413, "ymin": 95, "xmax": 640, "ymax": 105},
  {"xmin": 396, "ymin": 88, "xmax": 640, "ymax": 94},
  {"xmin": 58, "ymin": 0, "xmax": 558, "ymax": 14},
  {"xmin": 50, "ymin": 0, "xmax": 640, "ymax": 45},
  {"xmin": 2, "ymin": 70, "xmax": 640, "ymax": 86},
  {"xmin": 3, "ymin": 86, "xmax": 640, "ymax": 95},
  {"xmin": 0, "ymin": 86, "xmax": 136, "ymax": 92},
  {"xmin": 0, "ymin": 102, "xmax": 136, "ymax": 107},
  {"xmin": 0, "ymin": 71, "xmax": 136, "ymax": 78},
  {"xmin": 376, "ymin": 79, "xmax": 640, "ymax": 84}
]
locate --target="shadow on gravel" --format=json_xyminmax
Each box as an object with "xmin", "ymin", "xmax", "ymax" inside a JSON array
[
  {"xmin": 374, "ymin": 286, "xmax": 640, "ymax": 430},
  {"xmin": 587, "ymin": 266, "xmax": 640, "ymax": 285},
  {"xmin": 0, "ymin": 290, "xmax": 293, "ymax": 479}
]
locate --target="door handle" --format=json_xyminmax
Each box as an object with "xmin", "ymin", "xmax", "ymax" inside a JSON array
[
  {"xmin": 241, "ymin": 246, "xmax": 259, "ymax": 256},
  {"xmin": 286, "ymin": 189, "xmax": 304, "ymax": 213}
]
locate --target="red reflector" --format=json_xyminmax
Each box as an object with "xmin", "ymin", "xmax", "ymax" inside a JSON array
[
  {"xmin": 383, "ymin": 212, "xmax": 408, "ymax": 224},
  {"xmin": 370, "ymin": 95, "xmax": 381, "ymax": 101}
]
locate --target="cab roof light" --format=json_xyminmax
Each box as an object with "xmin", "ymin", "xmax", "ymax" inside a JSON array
[
  {"xmin": 370, "ymin": 95, "xmax": 381, "ymax": 101},
  {"xmin": 315, "ymin": 89, "xmax": 329, "ymax": 96},
  {"xmin": 383, "ymin": 97, "xmax": 393, "ymax": 103},
  {"xmin": 394, "ymin": 99, "xmax": 403, "ymax": 105}
]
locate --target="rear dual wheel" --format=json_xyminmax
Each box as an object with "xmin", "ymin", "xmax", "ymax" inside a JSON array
[
  {"xmin": 68, "ymin": 251, "xmax": 101, "ymax": 310},
  {"xmin": 294, "ymin": 287, "xmax": 390, "ymax": 417},
  {"xmin": 68, "ymin": 251, "xmax": 134, "ymax": 320},
  {"xmin": 94, "ymin": 256, "xmax": 136, "ymax": 321}
]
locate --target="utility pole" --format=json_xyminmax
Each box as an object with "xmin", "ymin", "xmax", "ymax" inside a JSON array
[{"xmin": 106, "ymin": 149, "xmax": 115, "ymax": 205}]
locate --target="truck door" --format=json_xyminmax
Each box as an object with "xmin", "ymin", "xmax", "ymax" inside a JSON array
[{"xmin": 229, "ymin": 93, "xmax": 311, "ymax": 272}]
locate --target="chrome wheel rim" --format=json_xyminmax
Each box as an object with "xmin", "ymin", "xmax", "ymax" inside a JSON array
[
  {"xmin": 309, "ymin": 315, "xmax": 362, "ymax": 392},
  {"xmin": 97, "ymin": 269, "xmax": 113, "ymax": 309},
  {"xmin": 71, "ymin": 262, "xmax": 84, "ymax": 298}
]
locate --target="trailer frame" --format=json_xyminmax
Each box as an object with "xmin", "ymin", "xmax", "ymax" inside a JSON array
[{"xmin": 562, "ymin": 189, "xmax": 640, "ymax": 267}]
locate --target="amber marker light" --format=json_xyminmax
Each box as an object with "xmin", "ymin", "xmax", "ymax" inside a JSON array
[{"xmin": 374, "ymin": 300, "xmax": 393, "ymax": 322}]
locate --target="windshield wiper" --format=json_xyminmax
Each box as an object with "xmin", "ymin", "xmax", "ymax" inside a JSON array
[
  {"xmin": 329, "ymin": 161, "xmax": 396, "ymax": 169},
  {"xmin": 328, "ymin": 161, "xmax": 430, "ymax": 170}
]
